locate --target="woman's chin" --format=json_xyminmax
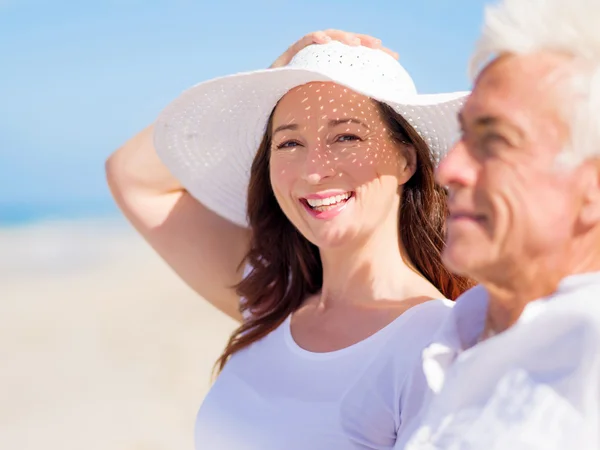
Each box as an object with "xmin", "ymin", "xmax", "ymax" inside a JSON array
[{"xmin": 303, "ymin": 225, "xmax": 362, "ymax": 250}]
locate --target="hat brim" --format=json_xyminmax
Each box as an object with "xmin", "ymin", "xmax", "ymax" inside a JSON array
[{"xmin": 154, "ymin": 67, "xmax": 468, "ymax": 228}]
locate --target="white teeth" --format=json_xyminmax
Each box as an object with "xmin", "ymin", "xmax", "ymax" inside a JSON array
[{"xmin": 306, "ymin": 192, "xmax": 351, "ymax": 208}]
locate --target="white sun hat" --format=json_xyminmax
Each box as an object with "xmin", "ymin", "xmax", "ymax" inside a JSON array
[{"xmin": 154, "ymin": 41, "xmax": 468, "ymax": 228}]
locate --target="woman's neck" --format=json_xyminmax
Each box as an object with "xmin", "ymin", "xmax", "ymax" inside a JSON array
[{"xmin": 317, "ymin": 223, "xmax": 441, "ymax": 309}]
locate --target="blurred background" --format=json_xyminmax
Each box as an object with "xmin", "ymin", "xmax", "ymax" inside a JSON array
[{"xmin": 0, "ymin": 1, "xmax": 485, "ymax": 448}]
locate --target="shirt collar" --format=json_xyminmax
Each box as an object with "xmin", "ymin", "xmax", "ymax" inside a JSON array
[
  {"xmin": 421, "ymin": 271, "xmax": 600, "ymax": 393},
  {"xmin": 421, "ymin": 285, "xmax": 488, "ymax": 393},
  {"xmin": 557, "ymin": 271, "xmax": 600, "ymax": 292},
  {"xmin": 518, "ymin": 271, "xmax": 600, "ymax": 323}
]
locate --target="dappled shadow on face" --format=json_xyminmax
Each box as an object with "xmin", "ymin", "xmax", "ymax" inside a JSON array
[
  {"xmin": 268, "ymin": 82, "xmax": 410, "ymax": 248},
  {"xmin": 271, "ymin": 82, "xmax": 401, "ymax": 172}
]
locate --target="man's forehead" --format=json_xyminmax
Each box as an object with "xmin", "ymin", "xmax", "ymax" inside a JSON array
[
  {"xmin": 477, "ymin": 53, "xmax": 572, "ymax": 92},
  {"xmin": 463, "ymin": 52, "xmax": 573, "ymax": 128}
]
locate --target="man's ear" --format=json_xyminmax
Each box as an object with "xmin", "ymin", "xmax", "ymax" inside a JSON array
[{"xmin": 579, "ymin": 158, "xmax": 600, "ymax": 226}]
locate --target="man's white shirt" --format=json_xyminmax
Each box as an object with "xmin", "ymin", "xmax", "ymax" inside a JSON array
[{"xmin": 395, "ymin": 273, "xmax": 600, "ymax": 450}]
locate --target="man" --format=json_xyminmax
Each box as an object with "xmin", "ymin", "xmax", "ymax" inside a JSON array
[{"xmin": 395, "ymin": 0, "xmax": 600, "ymax": 448}]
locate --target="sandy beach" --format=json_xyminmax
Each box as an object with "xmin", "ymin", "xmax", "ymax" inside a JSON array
[{"xmin": 0, "ymin": 218, "xmax": 237, "ymax": 450}]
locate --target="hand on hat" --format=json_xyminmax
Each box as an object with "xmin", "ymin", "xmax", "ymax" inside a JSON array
[{"xmin": 269, "ymin": 29, "xmax": 399, "ymax": 69}]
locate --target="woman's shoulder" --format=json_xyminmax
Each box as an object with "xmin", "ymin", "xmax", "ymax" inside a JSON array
[
  {"xmin": 410, "ymin": 297, "xmax": 455, "ymax": 313},
  {"xmin": 372, "ymin": 299, "xmax": 455, "ymax": 371},
  {"xmin": 398, "ymin": 298, "xmax": 455, "ymax": 333},
  {"xmin": 353, "ymin": 299, "xmax": 452, "ymax": 371}
]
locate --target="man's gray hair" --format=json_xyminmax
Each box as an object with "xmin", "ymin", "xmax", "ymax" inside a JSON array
[{"xmin": 470, "ymin": 0, "xmax": 600, "ymax": 166}]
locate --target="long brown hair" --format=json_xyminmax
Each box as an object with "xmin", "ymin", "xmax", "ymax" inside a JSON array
[{"xmin": 215, "ymin": 100, "xmax": 473, "ymax": 372}]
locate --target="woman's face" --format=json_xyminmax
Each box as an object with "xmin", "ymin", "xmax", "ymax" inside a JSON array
[{"xmin": 269, "ymin": 82, "xmax": 415, "ymax": 249}]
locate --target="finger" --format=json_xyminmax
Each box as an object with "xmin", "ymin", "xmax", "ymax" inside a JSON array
[
  {"xmin": 381, "ymin": 47, "xmax": 399, "ymax": 60},
  {"xmin": 288, "ymin": 31, "xmax": 330, "ymax": 56},
  {"xmin": 322, "ymin": 30, "xmax": 383, "ymax": 48},
  {"xmin": 321, "ymin": 30, "xmax": 398, "ymax": 59},
  {"xmin": 270, "ymin": 32, "xmax": 327, "ymax": 68},
  {"xmin": 354, "ymin": 34, "xmax": 383, "ymax": 48},
  {"xmin": 310, "ymin": 30, "xmax": 332, "ymax": 44},
  {"xmin": 270, "ymin": 30, "xmax": 397, "ymax": 69},
  {"xmin": 322, "ymin": 29, "xmax": 361, "ymax": 46}
]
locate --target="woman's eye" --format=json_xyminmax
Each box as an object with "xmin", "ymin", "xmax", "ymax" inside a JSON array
[
  {"xmin": 276, "ymin": 140, "xmax": 301, "ymax": 150},
  {"xmin": 336, "ymin": 134, "xmax": 361, "ymax": 143}
]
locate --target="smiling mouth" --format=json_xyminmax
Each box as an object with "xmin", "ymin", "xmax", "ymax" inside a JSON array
[{"xmin": 300, "ymin": 192, "xmax": 354, "ymax": 212}]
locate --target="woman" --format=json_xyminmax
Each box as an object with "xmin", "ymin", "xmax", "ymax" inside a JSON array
[{"xmin": 107, "ymin": 30, "xmax": 472, "ymax": 449}]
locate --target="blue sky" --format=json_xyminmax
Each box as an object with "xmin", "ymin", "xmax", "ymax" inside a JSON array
[{"xmin": 0, "ymin": 0, "xmax": 487, "ymax": 221}]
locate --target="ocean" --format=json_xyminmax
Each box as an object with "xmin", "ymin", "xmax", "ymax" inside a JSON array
[{"xmin": 0, "ymin": 199, "xmax": 121, "ymax": 227}]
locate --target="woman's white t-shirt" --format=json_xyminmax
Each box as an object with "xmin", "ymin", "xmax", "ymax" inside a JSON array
[{"xmin": 195, "ymin": 299, "xmax": 453, "ymax": 449}]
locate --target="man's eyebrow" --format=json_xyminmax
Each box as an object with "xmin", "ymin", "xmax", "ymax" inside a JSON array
[{"xmin": 461, "ymin": 112, "xmax": 525, "ymax": 140}]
